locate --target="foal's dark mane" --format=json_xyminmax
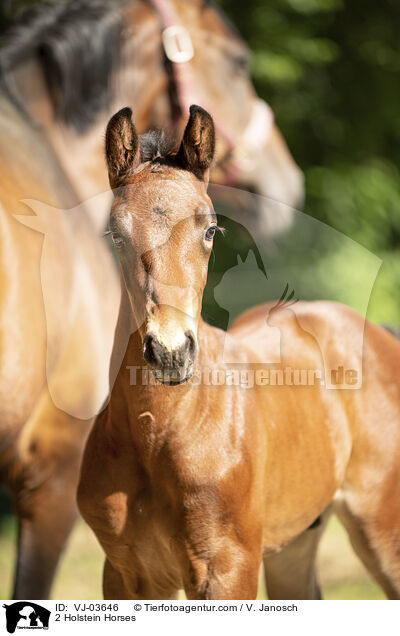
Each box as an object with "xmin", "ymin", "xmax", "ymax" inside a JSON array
[
  {"xmin": 0, "ymin": 0, "xmax": 235, "ymax": 133},
  {"xmin": 139, "ymin": 129, "xmax": 178, "ymax": 163}
]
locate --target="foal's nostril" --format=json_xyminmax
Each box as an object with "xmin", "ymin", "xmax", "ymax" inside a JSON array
[
  {"xmin": 143, "ymin": 333, "xmax": 161, "ymax": 367},
  {"xmin": 185, "ymin": 330, "xmax": 197, "ymax": 359},
  {"xmin": 143, "ymin": 330, "xmax": 197, "ymax": 372}
]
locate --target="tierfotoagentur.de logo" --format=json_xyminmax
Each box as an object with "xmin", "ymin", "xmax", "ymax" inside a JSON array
[{"xmin": 2, "ymin": 603, "xmax": 51, "ymax": 634}]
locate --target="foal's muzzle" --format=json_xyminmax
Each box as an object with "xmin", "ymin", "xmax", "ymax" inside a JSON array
[{"xmin": 143, "ymin": 330, "xmax": 197, "ymax": 385}]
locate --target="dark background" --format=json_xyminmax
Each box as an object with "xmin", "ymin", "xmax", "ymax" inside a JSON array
[{"xmin": 219, "ymin": 0, "xmax": 400, "ymax": 323}]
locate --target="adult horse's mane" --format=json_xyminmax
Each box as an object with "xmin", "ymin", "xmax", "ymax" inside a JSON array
[
  {"xmin": 0, "ymin": 0, "xmax": 234, "ymax": 133},
  {"xmin": 0, "ymin": 0, "xmax": 127, "ymax": 131}
]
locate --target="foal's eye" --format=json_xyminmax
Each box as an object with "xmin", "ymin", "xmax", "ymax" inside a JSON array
[
  {"xmin": 232, "ymin": 53, "xmax": 249, "ymax": 75},
  {"xmin": 112, "ymin": 233, "xmax": 124, "ymax": 248},
  {"xmin": 205, "ymin": 226, "xmax": 216, "ymax": 241}
]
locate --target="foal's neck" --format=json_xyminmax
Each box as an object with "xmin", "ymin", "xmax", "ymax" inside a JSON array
[{"xmin": 108, "ymin": 283, "xmax": 232, "ymax": 465}]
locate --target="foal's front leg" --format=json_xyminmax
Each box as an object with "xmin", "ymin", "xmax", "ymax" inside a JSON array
[{"xmin": 183, "ymin": 539, "xmax": 261, "ymax": 600}]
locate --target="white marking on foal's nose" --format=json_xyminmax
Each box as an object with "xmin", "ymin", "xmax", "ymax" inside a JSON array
[
  {"xmin": 146, "ymin": 290, "xmax": 199, "ymax": 353},
  {"xmin": 149, "ymin": 319, "xmax": 194, "ymax": 352}
]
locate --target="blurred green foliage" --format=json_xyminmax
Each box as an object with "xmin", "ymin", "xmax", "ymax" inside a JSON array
[{"xmin": 220, "ymin": 0, "xmax": 400, "ymax": 323}]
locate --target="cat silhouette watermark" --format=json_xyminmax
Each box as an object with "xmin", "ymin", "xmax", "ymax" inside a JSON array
[{"xmin": 12, "ymin": 185, "xmax": 381, "ymax": 416}]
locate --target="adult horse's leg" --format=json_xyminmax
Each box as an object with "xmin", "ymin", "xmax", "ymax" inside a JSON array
[
  {"xmin": 335, "ymin": 497, "xmax": 400, "ymax": 599},
  {"xmin": 12, "ymin": 389, "xmax": 90, "ymax": 599},
  {"xmin": 263, "ymin": 505, "xmax": 332, "ymax": 600},
  {"xmin": 13, "ymin": 473, "xmax": 78, "ymax": 599}
]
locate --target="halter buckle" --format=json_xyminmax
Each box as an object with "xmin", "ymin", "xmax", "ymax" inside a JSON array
[{"xmin": 162, "ymin": 25, "xmax": 194, "ymax": 64}]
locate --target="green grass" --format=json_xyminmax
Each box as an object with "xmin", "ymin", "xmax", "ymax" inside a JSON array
[
  {"xmin": 318, "ymin": 516, "xmax": 384, "ymax": 600},
  {"xmin": 0, "ymin": 514, "xmax": 16, "ymax": 599},
  {"xmin": 0, "ymin": 511, "xmax": 384, "ymax": 600}
]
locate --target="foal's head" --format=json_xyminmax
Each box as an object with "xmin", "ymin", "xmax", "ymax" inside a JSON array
[{"xmin": 106, "ymin": 105, "xmax": 219, "ymax": 384}]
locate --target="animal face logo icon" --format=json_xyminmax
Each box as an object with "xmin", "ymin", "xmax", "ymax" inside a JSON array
[{"xmin": 3, "ymin": 602, "xmax": 50, "ymax": 633}]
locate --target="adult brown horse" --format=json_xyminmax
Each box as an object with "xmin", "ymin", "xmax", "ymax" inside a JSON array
[
  {"xmin": 0, "ymin": 0, "xmax": 302, "ymax": 600},
  {"xmin": 0, "ymin": 88, "xmax": 120, "ymax": 600},
  {"xmin": 78, "ymin": 105, "xmax": 400, "ymax": 600}
]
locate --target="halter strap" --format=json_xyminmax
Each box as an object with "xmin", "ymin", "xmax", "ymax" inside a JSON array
[{"xmin": 148, "ymin": 0, "xmax": 274, "ymax": 182}]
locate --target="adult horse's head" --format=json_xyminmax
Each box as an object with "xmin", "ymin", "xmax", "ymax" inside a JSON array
[
  {"xmin": 106, "ymin": 105, "xmax": 217, "ymax": 384},
  {"xmin": 132, "ymin": 0, "xmax": 304, "ymax": 235},
  {"xmin": 1, "ymin": 0, "xmax": 302, "ymax": 236}
]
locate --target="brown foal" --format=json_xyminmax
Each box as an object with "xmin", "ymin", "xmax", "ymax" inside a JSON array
[{"xmin": 78, "ymin": 106, "xmax": 400, "ymax": 600}]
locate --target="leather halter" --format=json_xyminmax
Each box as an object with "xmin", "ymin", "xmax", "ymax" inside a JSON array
[{"xmin": 148, "ymin": 0, "xmax": 274, "ymax": 183}]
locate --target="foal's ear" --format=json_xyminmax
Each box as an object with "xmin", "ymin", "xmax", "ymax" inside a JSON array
[
  {"xmin": 176, "ymin": 105, "xmax": 215, "ymax": 181},
  {"xmin": 105, "ymin": 107, "xmax": 140, "ymax": 189}
]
